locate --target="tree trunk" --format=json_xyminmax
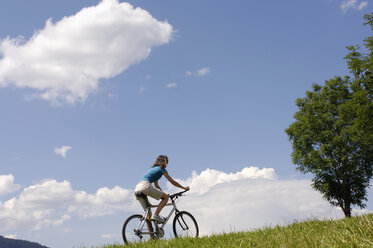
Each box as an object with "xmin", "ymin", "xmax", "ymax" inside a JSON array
[
  {"xmin": 342, "ymin": 202, "xmax": 351, "ymax": 217},
  {"xmin": 342, "ymin": 182, "xmax": 351, "ymax": 218}
]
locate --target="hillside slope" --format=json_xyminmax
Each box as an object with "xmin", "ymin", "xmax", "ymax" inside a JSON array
[
  {"xmin": 99, "ymin": 213, "xmax": 373, "ymax": 248},
  {"xmin": 0, "ymin": 236, "xmax": 49, "ymax": 248}
]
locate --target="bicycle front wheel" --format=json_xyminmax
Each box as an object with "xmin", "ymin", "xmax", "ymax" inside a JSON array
[
  {"xmin": 173, "ymin": 211, "xmax": 199, "ymax": 238},
  {"xmin": 122, "ymin": 214, "xmax": 153, "ymax": 244}
]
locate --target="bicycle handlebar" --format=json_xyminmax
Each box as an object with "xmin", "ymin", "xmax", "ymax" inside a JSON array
[{"xmin": 169, "ymin": 189, "xmax": 189, "ymax": 200}]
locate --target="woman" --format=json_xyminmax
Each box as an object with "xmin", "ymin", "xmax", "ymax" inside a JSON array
[{"xmin": 134, "ymin": 155, "xmax": 189, "ymax": 222}]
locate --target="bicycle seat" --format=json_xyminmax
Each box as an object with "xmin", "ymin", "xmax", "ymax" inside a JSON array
[{"xmin": 135, "ymin": 192, "xmax": 146, "ymax": 198}]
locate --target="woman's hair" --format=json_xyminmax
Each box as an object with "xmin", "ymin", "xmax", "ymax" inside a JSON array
[{"xmin": 152, "ymin": 155, "xmax": 169, "ymax": 169}]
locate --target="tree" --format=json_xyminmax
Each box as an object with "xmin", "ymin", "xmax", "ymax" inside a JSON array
[{"xmin": 285, "ymin": 14, "xmax": 373, "ymax": 217}]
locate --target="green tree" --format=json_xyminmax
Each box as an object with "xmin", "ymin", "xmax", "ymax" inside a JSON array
[{"xmin": 285, "ymin": 14, "xmax": 373, "ymax": 217}]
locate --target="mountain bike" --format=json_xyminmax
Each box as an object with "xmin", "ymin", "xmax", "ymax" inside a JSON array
[{"xmin": 122, "ymin": 190, "xmax": 199, "ymax": 244}]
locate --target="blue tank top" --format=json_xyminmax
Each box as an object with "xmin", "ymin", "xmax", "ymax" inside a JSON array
[{"xmin": 141, "ymin": 166, "xmax": 167, "ymax": 183}]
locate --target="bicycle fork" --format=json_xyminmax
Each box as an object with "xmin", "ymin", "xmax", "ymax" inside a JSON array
[{"xmin": 176, "ymin": 213, "xmax": 190, "ymax": 231}]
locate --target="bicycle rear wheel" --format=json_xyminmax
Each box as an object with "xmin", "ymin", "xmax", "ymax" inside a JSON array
[
  {"xmin": 173, "ymin": 211, "xmax": 199, "ymax": 238},
  {"xmin": 122, "ymin": 214, "xmax": 154, "ymax": 244}
]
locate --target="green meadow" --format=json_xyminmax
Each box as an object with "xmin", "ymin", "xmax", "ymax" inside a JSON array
[{"xmin": 96, "ymin": 213, "xmax": 373, "ymax": 248}]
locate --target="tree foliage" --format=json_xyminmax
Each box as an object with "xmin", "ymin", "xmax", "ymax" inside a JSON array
[{"xmin": 285, "ymin": 14, "xmax": 373, "ymax": 217}]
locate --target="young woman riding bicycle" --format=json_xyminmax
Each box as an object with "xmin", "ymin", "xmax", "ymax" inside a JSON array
[{"xmin": 134, "ymin": 155, "xmax": 190, "ymax": 223}]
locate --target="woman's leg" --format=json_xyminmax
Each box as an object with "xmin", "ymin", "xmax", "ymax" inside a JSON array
[
  {"xmin": 146, "ymin": 211, "xmax": 152, "ymax": 233},
  {"xmin": 135, "ymin": 194, "xmax": 153, "ymax": 232},
  {"xmin": 154, "ymin": 193, "xmax": 169, "ymax": 216}
]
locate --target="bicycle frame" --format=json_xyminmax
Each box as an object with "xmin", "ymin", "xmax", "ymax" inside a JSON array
[{"xmin": 136, "ymin": 199, "xmax": 179, "ymax": 235}]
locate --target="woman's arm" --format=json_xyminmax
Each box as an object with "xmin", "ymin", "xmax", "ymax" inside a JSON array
[
  {"xmin": 154, "ymin": 181, "xmax": 162, "ymax": 191},
  {"xmin": 164, "ymin": 172, "xmax": 189, "ymax": 191}
]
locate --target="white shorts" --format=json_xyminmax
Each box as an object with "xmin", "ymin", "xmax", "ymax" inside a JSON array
[{"xmin": 134, "ymin": 181, "xmax": 164, "ymax": 210}]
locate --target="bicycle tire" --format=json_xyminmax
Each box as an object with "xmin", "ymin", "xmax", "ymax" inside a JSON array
[
  {"xmin": 172, "ymin": 211, "xmax": 199, "ymax": 238},
  {"xmin": 122, "ymin": 214, "xmax": 154, "ymax": 244}
]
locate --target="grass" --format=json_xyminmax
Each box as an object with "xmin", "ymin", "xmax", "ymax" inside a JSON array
[{"xmin": 96, "ymin": 214, "xmax": 373, "ymax": 248}]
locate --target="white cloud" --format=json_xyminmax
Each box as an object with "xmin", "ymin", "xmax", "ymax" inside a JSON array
[
  {"xmin": 185, "ymin": 71, "xmax": 193, "ymax": 76},
  {"xmin": 0, "ymin": 179, "xmax": 133, "ymax": 232},
  {"xmin": 166, "ymin": 83, "xmax": 177, "ymax": 88},
  {"xmin": 0, "ymin": 174, "xmax": 20, "ymax": 196},
  {"xmin": 69, "ymin": 185, "xmax": 133, "ymax": 218},
  {"xmin": 167, "ymin": 167, "xmax": 276, "ymax": 194},
  {"xmin": 185, "ymin": 67, "xmax": 211, "ymax": 77},
  {"xmin": 0, "ymin": 0, "xmax": 173, "ymax": 105},
  {"xmin": 197, "ymin": 67, "xmax": 211, "ymax": 76},
  {"xmin": 138, "ymin": 85, "xmax": 147, "ymax": 93},
  {"xmin": 108, "ymin": 93, "xmax": 118, "ymax": 99},
  {"xmin": 178, "ymin": 179, "xmax": 344, "ymax": 236},
  {"xmin": 165, "ymin": 167, "xmax": 369, "ymax": 236},
  {"xmin": 0, "ymin": 180, "xmax": 75, "ymax": 231},
  {"xmin": 101, "ymin": 234, "xmax": 119, "ymax": 239},
  {"xmin": 54, "ymin": 145, "xmax": 72, "ymax": 158},
  {"xmin": 357, "ymin": 1, "xmax": 368, "ymax": 9},
  {"xmin": 4, "ymin": 234, "xmax": 17, "ymax": 239},
  {"xmin": 341, "ymin": 0, "xmax": 368, "ymax": 12}
]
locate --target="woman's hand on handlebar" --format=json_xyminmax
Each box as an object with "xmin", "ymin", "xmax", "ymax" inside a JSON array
[{"xmin": 184, "ymin": 186, "xmax": 190, "ymax": 191}]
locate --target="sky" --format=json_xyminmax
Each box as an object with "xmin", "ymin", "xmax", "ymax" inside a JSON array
[{"xmin": 0, "ymin": 0, "xmax": 372, "ymax": 247}]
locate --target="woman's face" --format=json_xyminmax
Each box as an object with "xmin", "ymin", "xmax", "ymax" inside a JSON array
[{"xmin": 162, "ymin": 159, "xmax": 168, "ymax": 168}]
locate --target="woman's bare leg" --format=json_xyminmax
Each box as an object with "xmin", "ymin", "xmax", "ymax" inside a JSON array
[
  {"xmin": 146, "ymin": 211, "xmax": 152, "ymax": 233},
  {"xmin": 154, "ymin": 193, "xmax": 169, "ymax": 216}
]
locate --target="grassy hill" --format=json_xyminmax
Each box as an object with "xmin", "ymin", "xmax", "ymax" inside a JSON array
[{"xmin": 98, "ymin": 213, "xmax": 373, "ymax": 248}]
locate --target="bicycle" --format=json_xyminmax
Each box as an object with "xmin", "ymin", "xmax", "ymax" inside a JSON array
[{"xmin": 122, "ymin": 190, "xmax": 199, "ymax": 244}]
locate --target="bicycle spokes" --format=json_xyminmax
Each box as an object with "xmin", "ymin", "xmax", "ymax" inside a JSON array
[{"xmin": 122, "ymin": 214, "xmax": 154, "ymax": 244}]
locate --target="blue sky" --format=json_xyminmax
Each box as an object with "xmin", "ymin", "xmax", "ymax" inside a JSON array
[{"xmin": 0, "ymin": 0, "xmax": 372, "ymax": 247}]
